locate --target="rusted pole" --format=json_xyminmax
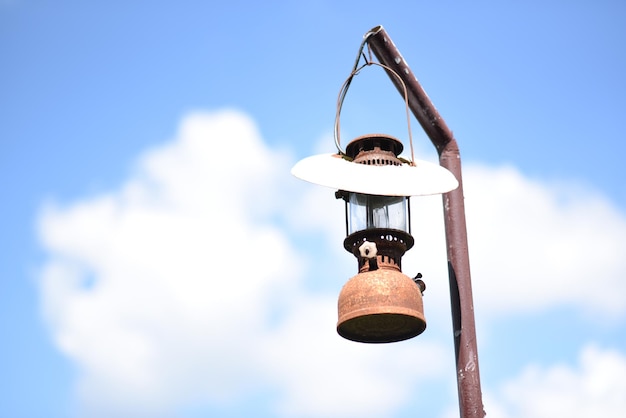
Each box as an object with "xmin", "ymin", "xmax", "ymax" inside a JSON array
[{"xmin": 366, "ymin": 25, "xmax": 485, "ymax": 418}]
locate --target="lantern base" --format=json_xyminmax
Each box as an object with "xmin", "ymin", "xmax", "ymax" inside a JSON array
[
  {"xmin": 338, "ymin": 312, "xmax": 426, "ymax": 343},
  {"xmin": 337, "ymin": 269, "xmax": 426, "ymax": 343}
]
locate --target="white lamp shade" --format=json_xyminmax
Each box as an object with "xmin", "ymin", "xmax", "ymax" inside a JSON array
[{"xmin": 291, "ymin": 153, "xmax": 458, "ymax": 196}]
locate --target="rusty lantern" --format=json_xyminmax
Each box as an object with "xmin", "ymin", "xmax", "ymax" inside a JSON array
[
  {"xmin": 291, "ymin": 57, "xmax": 458, "ymax": 343},
  {"xmin": 292, "ymin": 133, "xmax": 458, "ymax": 343}
]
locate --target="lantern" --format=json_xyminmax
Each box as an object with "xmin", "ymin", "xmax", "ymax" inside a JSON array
[
  {"xmin": 292, "ymin": 132, "xmax": 458, "ymax": 343},
  {"xmin": 291, "ymin": 50, "xmax": 459, "ymax": 342}
]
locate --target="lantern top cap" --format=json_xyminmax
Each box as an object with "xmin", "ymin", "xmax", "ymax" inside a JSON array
[{"xmin": 345, "ymin": 134, "xmax": 403, "ymax": 159}]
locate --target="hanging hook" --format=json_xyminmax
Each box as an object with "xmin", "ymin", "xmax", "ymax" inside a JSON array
[{"xmin": 333, "ymin": 34, "xmax": 416, "ymax": 166}]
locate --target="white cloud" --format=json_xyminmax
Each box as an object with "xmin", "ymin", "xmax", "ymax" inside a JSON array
[
  {"xmin": 39, "ymin": 110, "xmax": 302, "ymax": 416},
  {"xmin": 464, "ymin": 164, "xmax": 626, "ymax": 319},
  {"xmin": 36, "ymin": 109, "xmax": 626, "ymax": 417},
  {"xmin": 484, "ymin": 345, "xmax": 626, "ymax": 418}
]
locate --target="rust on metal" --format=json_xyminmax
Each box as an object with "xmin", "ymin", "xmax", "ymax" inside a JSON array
[
  {"xmin": 337, "ymin": 268, "xmax": 426, "ymax": 343},
  {"xmin": 366, "ymin": 25, "xmax": 485, "ymax": 418}
]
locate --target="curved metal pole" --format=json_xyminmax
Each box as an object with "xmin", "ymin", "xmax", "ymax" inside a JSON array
[{"xmin": 366, "ymin": 25, "xmax": 485, "ymax": 418}]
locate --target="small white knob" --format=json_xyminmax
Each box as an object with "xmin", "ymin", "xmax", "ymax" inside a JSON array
[{"xmin": 359, "ymin": 241, "xmax": 378, "ymax": 259}]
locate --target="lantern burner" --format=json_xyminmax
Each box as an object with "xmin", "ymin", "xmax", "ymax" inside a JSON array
[{"xmin": 344, "ymin": 228, "xmax": 414, "ymax": 272}]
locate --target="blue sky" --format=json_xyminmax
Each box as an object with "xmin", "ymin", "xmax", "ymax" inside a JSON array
[{"xmin": 2, "ymin": 1, "xmax": 626, "ymax": 417}]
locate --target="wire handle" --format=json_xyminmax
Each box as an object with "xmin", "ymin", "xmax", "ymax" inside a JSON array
[{"xmin": 334, "ymin": 32, "xmax": 416, "ymax": 166}]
